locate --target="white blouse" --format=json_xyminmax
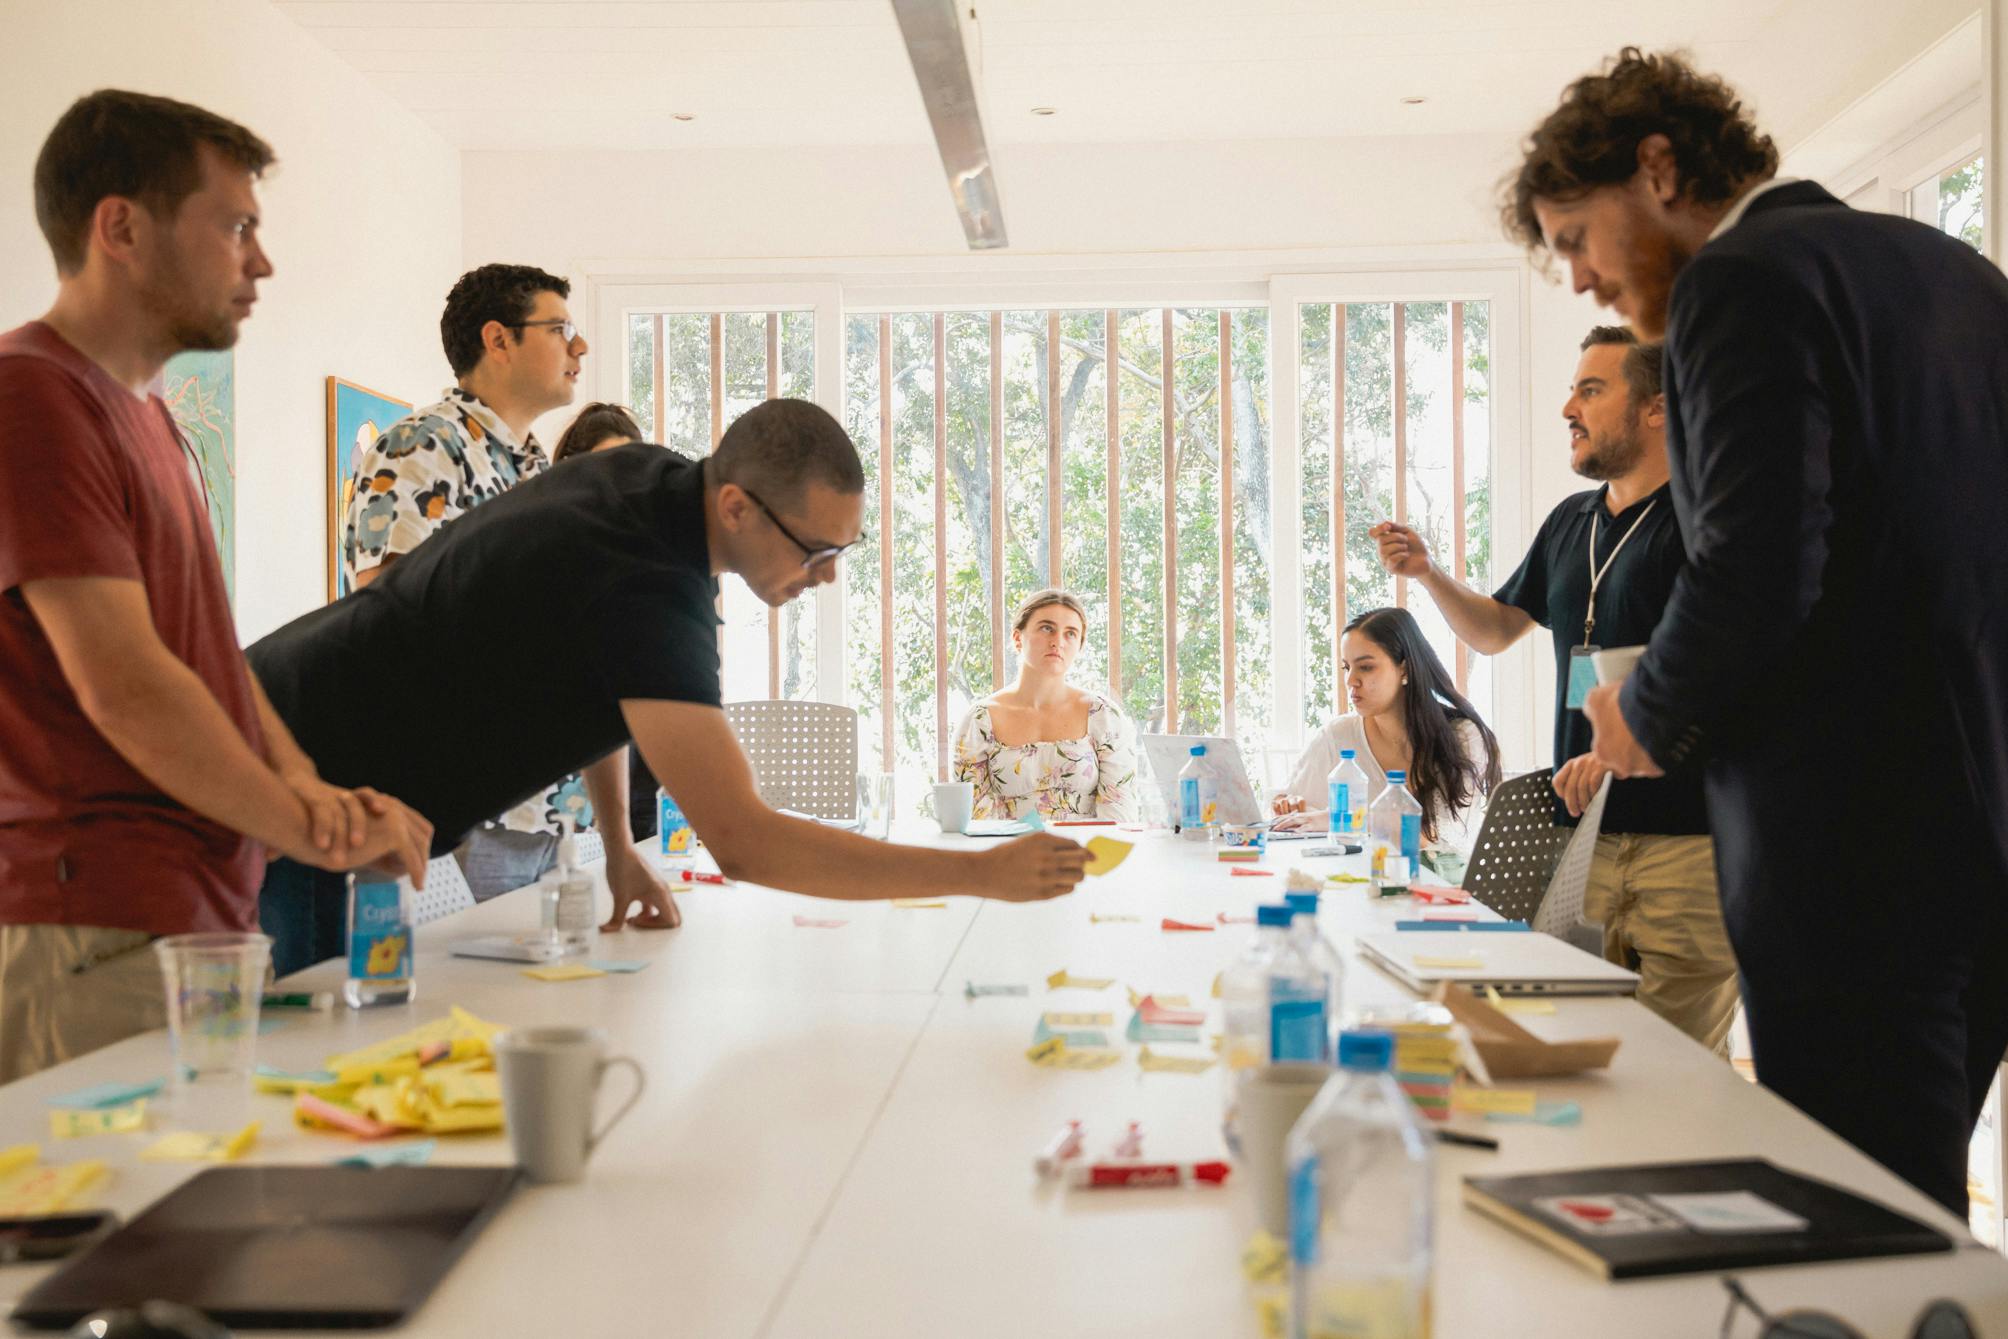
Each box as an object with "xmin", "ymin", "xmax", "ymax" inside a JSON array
[
  {"xmin": 951, "ymin": 695, "xmax": 1141, "ymax": 822},
  {"xmin": 1280, "ymin": 713, "xmax": 1488, "ymax": 853}
]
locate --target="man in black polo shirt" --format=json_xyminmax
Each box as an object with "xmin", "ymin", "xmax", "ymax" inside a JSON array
[
  {"xmin": 1372, "ymin": 328, "xmax": 1737, "ymax": 1054},
  {"xmin": 249, "ymin": 399, "xmax": 1090, "ymax": 918}
]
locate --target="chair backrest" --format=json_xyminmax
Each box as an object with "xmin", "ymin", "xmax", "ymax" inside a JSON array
[
  {"xmin": 412, "ymin": 854, "xmax": 477, "ymax": 926},
  {"xmin": 1532, "ymin": 776, "xmax": 1612, "ymax": 955},
  {"xmin": 572, "ymin": 829, "xmax": 606, "ymax": 867},
  {"xmin": 722, "ymin": 700, "xmax": 859, "ymax": 820},
  {"xmin": 1461, "ymin": 769, "xmax": 1574, "ymax": 923}
]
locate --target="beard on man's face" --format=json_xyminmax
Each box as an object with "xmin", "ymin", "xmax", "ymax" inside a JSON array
[
  {"xmin": 136, "ymin": 244, "xmax": 242, "ymax": 355},
  {"xmin": 1575, "ymin": 406, "xmax": 1646, "ymax": 482}
]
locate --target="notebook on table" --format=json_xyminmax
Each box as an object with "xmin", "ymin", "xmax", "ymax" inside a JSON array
[
  {"xmin": 1463, "ymin": 1158, "xmax": 1952, "ymax": 1280},
  {"xmin": 13, "ymin": 1166, "xmax": 519, "ymax": 1329},
  {"xmin": 1358, "ymin": 929, "xmax": 1640, "ymax": 997}
]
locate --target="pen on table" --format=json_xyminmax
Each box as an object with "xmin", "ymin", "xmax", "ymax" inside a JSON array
[
  {"xmin": 260, "ymin": 991, "xmax": 334, "ymax": 1011},
  {"xmin": 1434, "ymin": 1129, "xmax": 1499, "ymax": 1151},
  {"xmin": 676, "ymin": 870, "xmax": 729, "ymax": 885}
]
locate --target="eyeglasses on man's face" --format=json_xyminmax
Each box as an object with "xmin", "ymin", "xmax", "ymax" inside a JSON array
[
  {"xmin": 741, "ymin": 487, "xmax": 859, "ymax": 572},
  {"xmin": 507, "ymin": 317, "xmax": 579, "ymax": 343}
]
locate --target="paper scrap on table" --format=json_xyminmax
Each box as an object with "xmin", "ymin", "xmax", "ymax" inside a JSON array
[
  {"xmin": 1024, "ymin": 1036, "xmax": 1120, "ymax": 1070},
  {"xmin": 297, "ymin": 1091, "xmax": 401, "ymax": 1140},
  {"xmin": 1229, "ymin": 868, "xmax": 1275, "ymax": 878},
  {"xmin": 1135, "ymin": 996, "xmax": 1207, "ymax": 1027},
  {"xmin": 1216, "ymin": 848, "xmax": 1260, "ymax": 863},
  {"xmin": 1485, "ymin": 1100, "xmax": 1582, "ymax": 1127},
  {"xmin": 324, "ymin": 1006, "xmax": 500, "ymax": 1075},
  {"xmin": 1089, "ymin": 912, "xmax": 1141, "ymax": 924},
  {"xmin": 1650, "ymin": 1191, "xmax": 1810, "ymax": 1234},
  {"xmin": 1451, "ymin": 1086, "xmax": 1537, "ymax": 1117},
  {"xmin": 1253, "ymin": 1291, "xmax": 1287, "ymax": 1339},
  {"xmin": 1137, "ymin": 1046, "xmax": 1215, "ymax": 1075},
  {"xmin": 791, "ymin": 915, "xmax": 848, "ymax": 930},
  {"xmin": 1412, "ymin": 886, "xmax": 1471, "ymax": 904},
  {"xmin": 1240, "ymin": 1231, "xmax": 1288, "ymax": 1285},
  {"xmin": 1125, "ymin": 987, "xmax": 1190, "ymax": 1008},
  {"xmin": 891, "ymin": 899, "xmax": 947, "ymax": 909},
  {"xmin": 336, "ymin": 1139, "xmax": 437, "ymax": 1169},
  {"xmin": 1485, "ymin": 985, "xmax": 1556, "ymax": 1016},
  {"xmin": 1210, "ymin": 971, "xmax": 1224, "ymax": 999},
  {"xmin": 50, "ymin": 1101, "xmax": 146, "ymax": 1138},
  {"xmin": 1083, "ymin": 836, "xmax": 1132, "ymax": 876},
  {"xmin": 143, "ymin": 1122, "xmax": 259, "ymax": 1163},
  {"xmin": 587, "ymin": 959, "xmax": 650, "ymax": 974},
  {"xmin": 1032, "ymin": 1021, "xmax": 1111, "ymax": 1049},
  {"xmin": 46, "ymin": 1078, "xmax": 164, "ymax": 1111},
  {"xmin": 254, "ymin": 1065, "xmax": 339, "ymax": 1094},
  {"xmin": 1326, "ymin": 872, "xmax": 1369, "ymax": 885},
  {"xmin": 1045, "ymin": 969, "xmax": 1115, "ymax": 991},
  {"xmin": 1127, "ymin": 1016, "xmax": 1203, "ymax": 1044},
  {"xmin": 0, "ymin": 1151, "xmax": 107, "ymax": 1216},
  {"xmin": 1043, "ymin": 1012, "xmax": 1114, "ymax": 1028},
  {"xmin": 524, "ymin": 962, "xmax": 608, "ymax": 982},
  {"xmin": 1217, "ymin": 912, "xmax": 1255, "ymax": 924},
  {"xmin": 1161, "ymin": 918, "xmax": 1214, "ymax": 932},
  {"xmin": 965, "ymin": 981, "xmax": 1029, "ymax": 998},
  {"xmin": 1414, "ymin": 954, "xmax": 1484, "ymax": 970}
]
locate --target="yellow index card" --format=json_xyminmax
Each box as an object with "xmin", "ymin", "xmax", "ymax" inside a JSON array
[
  {"xmin": 1138, "ymin": 1046, "xmax": 1215, "ymax": 1075},
  {"xmin": 1451, "ymin": 1086, "xmax": 1538, "ymax": 1116},
  {"xmin": 0, "ymin": 1145, "xmax": 38, "ymax": 1179},
  {"xmin": 50, "ymin": 1102, "xmax": 145, "ymax": 1138},
  {"xmin": 0, "ymin": 1160, "xmax": 106, "ymax": 1216},
  {"xmin": 1084, "ymin": 836, "xmax": 1133, "ymax": 876},
  {"xmin": 1485, "ymin": 985, "xmax": 1557, "ymax": 1016},
  {"xmin": 1046, "ymin": 969, "xmax": 1115, "ymax": 991},
  {"xmin": 1049, "ymin": 1047, "xmax": 1121, "ymax": 1071},
  {"xmin": 523, "ymin": 962, "xmax": 606, "ymax": 982},
  {"xmin": 143, "ymin": 1121, "xmax": 259, "ymax": 1163}
]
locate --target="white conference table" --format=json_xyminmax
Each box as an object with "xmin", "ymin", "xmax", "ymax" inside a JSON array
[{"xmin": 1, "ymin": 827, "xmax": 2005, "ymax": 1337}]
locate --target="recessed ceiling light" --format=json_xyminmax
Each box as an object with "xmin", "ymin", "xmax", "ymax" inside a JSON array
[
  {"xmin": 1030, "ymin": 106, "xmax": 1057, "ymax": 116},
  {"xmin": 672, "ymin": 112, "xmax": 696, "ymax": 122},
  {"xmin": 1400, "ymin": 96, "xmax": 1427, "ymax": 106}
]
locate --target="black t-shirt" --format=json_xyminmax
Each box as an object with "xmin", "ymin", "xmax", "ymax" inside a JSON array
[
  {"xmin": 250, "ymin": 444, "xmax": 722, "ymax": 853},
  {"xmin": 1492, "ymin": 483, "xmax": 1708, "ymax": 835}
]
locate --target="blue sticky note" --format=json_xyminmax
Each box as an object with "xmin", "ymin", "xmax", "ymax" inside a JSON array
[
  {"xmin": 255, "ymin": 1065, "xmax": 337, "ymax": 1084},
  {"xmin": 335, "ymin": 1139, "xmax": 437, "ymax": 1169},
  {"xmin": 46, "ymin": 1078, "xmax": 165, "ymax": 1110},
  {"xmin": 1393, "ymin": 920, "xmax": 1530, "ymax": 932},
  {"xmin": 1486, "ymin": 1100, "xmax": 1583, "ymax": 1127},
  {"xmin": 257, "ymin": 1016, "xmax": 290, "ymax": 1035},
  {"xmin": 1022, "ymin": 809, "xmax": 1045, "ymax": 832},
  {"xmin": 1125, "ymin": 1014, "xmax": 1204, "ymax": 1045},
  {"xmin": 587, "ymin": 960, "xmax": 650, "ymax": 974}
]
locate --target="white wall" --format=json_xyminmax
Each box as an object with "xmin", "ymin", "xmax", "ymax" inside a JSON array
[{"xmin": 0, "ymin": 0, "xmax": 463, "ymax": 642}]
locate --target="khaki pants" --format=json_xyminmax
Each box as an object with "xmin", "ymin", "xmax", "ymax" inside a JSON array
[
  {"xmin": 1584, "ymin": 834, "xmax": 1741, "ymax": 1056},
  {"xmin": 0, "ymin": 924, "xmax": 165, "ymax": 1085}
]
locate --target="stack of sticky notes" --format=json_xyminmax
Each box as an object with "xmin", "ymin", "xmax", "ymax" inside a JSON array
[
  {"xmin": 1217, "ymin": 847, "xmax": 1262, "ymax": 863},
  {"xmin": 287, "ymin": 1007, "xmax": 508, "ymax": 1140},
  {"xmin": 1389, "ymin": 1023, "xmax": 1459, "ymax": 1122},
  {"xmin": 1024, "ymin": 1036, "xmax": 1120, "ymax": 1071},
  {"xmin": 1031, "ymin": 1011, "xmax": 1113, "ymax": 1049},
  {"xmin": 0, "ymin": 1144, "xmax": 106, "ymax": 1215}
]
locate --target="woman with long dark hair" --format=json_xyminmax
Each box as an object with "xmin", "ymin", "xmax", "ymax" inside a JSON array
[{"xmin": 1273, "ymin": 607, "xmax": 1502, "ymax": 849}]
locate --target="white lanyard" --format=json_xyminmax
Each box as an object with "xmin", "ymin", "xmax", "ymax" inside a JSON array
[{"xmin": 1583, "ymin": 497, "xmax": 1658, "ymax": 646}]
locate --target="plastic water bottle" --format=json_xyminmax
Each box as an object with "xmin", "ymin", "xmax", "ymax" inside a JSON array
[
  {"xmin": 657, "ymin": 787, "xmax": 693, "ymax": 865},
  {"xmin": 343, "ymin": 873, "xmax": 415, "ymax": 1009},
  {"xmin": 1267, "ymin": 905, "xmax": 1331, "ymax": 1066},
  {"xmin": 1178, "ymin": 745, "xmax": 1218, "ymax": 842},
  {"xmin": 552, "ymin": 834, "xmax": 596, "ymax": 956},
  {"xmin": 1370, "ymin": 770, "xmax": 1424, "ymax": 896},
  {"xmin": 1327, "ymin": 749, "xmax": 1372, "ymax": 846},
  {"xmin": 1219, "ymin": 904, "xmax": 1290, "ymax": 1153},
  {"xmin": 1283, "ymin": 892, "xmax": 1346, "ymax": 1047},
  {"xmin": 1288, "ymin": 1029, "xmax": 1434, "ymax": 1339}
]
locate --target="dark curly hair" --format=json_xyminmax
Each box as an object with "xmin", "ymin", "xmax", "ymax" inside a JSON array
[
  {"xmin": 552, "ymin": 402, "xmax": 642, "ymax": 463},
  {"xmin": 439, "ymin": 263, "xmax": 570, "ymax": 378},
  {"xmin": 1503, "ymin": 47, "xmax": 1778, "ymax": 251}
]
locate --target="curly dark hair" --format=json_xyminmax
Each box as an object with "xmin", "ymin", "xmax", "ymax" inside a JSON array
[
  {"xmin": 439, "ymin": 263, "xmax": 570, "ymax": 378},
  {"xmin": 1502, "ymin": 47, "xmax": 1778, "ymax": 251},
  {"xmin": 1580, "ymin": 325, "xmax": 1664, "ymax": 403},
  {"xmin": 552, "ymin": 402, "xmax": 642, "ymax": 463}
]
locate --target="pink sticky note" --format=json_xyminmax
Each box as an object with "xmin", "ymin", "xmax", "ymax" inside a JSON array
[
  {"xmin": 1229, "ymin": 867, "xmax": 1275, "ymax": 878},
  {"xmin": 792, "ymin": 915, "xmax": 849, "ymax": 929},
  {"xmin": 1413, "ymin": 887, "xmax": 1472, "ymax": 905},
  {"xmin": 1160, "ymin": 918, "xmax": 1215, "ymax": 933},
  {"xmin": 1137, "ymin": 996, "xmax": 1207, "ymax": 1027},
  {"xmin": 1216, "ymin": 913, "xmax": 1255, "ymax": 925},
  {"xmin": 1422, "ymin": 909, "xmax": 1480, "ymax": 922},
  {"xmin": 296, "ymin": 1092, "xmax": 400, "ymax": 1140}
]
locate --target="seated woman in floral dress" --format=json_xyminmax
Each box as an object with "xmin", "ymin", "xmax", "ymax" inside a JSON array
[{"xmin": 952, "ymin": 589, "xmax": 1139, "ymax": 822}]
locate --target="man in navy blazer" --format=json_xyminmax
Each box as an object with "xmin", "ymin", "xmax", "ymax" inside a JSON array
[{"xmin": 1505, "ymin": 48, "xmax": 2008, "ymax": 1216}]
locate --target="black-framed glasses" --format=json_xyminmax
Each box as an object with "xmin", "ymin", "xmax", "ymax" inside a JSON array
[
  {"xmin": 741, "ymin": 487, "xmax": 859, "ymax": 571},
  {"xmin": 507, "ymin": 318, "xmax": 579, "ymax": 342},
  {"xmin": 1720, "ymin": 1276, "xmax": 1976, "ymax": 1339}
]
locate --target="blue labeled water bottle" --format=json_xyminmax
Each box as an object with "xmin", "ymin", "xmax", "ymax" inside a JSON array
[
  {"xmin": 344, "ymin": 873, "xmax": 415, "ymax": 1009},
  {"xmin": 1327, "ymin": 748, "xmax": 1371, "ymax": 845},
  {"xmin": 1177, "ymin": 745, "xmax": 1218, "ymax": 842},
  {"xmin": 657, "ymin": 786, "xmax": 693, "ymax": 866}
]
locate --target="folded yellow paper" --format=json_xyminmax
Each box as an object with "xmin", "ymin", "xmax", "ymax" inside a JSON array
[{"xmin": 142, "ymin": 1122, "xmax": 259, "ymax": 1163}]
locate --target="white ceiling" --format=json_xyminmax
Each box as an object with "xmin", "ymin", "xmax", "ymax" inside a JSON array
[{"xmin": 273, "ymin": 0, "xmax": 1974, "ymax": 154}]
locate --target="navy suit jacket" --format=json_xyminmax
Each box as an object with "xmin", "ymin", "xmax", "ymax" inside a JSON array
[{"xmin": 1620, "ymin": 181, "xmax": 2008, "ymax": 978}]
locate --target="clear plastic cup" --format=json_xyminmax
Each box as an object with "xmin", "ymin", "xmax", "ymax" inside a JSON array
[{"xmin": 154, "ymin": 933, "xmax": 270, "ymax": 1129}]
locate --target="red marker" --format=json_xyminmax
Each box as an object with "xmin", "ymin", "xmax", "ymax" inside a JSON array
[
  {"xmin": 677, "ymin": 870, "xmax": 728, "ymax": 884},
  {"xmin": 1067, "ymin": 1160, "xmax": 1231, "ymax": 1189}
]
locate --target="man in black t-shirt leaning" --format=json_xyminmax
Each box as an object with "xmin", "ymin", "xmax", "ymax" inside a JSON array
[
  {"xmin": 249, "ymin": 399, "xmax": 1090, "ymax": 929},
  {"xmin": 1371, "ymin": 328, "xmax": 1738, "ymax": 1055}
]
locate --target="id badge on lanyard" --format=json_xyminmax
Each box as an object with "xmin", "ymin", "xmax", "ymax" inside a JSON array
[{"xmin": 1571, "ymin": 496, "xmax": 1658, "ymax": 711}]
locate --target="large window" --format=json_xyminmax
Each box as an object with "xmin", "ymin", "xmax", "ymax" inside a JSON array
[
  {"xmin": 623, "ymin": 310, "xmax": 818, "ymax": 704},
  {"xmin": 1925, "ymin": 154, "xmax": 1985, "ymax": 251}
]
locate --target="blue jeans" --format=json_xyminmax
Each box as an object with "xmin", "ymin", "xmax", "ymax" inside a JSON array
[{"xmin": 257, "ymin": 857, "xmax": 347, "ymax": 978}]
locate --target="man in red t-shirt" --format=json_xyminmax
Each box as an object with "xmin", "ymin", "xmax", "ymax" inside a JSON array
[{"xmin": 0, "ymin": 91, "xmax": 432, "ymax": 1082}]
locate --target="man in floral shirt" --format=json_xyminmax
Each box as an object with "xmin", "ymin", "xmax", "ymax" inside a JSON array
[{"xmin": 260, "ymin": 264, "xmax": 676, "ymax": 973}]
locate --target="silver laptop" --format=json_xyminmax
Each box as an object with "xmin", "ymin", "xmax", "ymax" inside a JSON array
[
  {"xmin": 1139, "ymin": 734, "xmax": 1264, "ymax": 827},
  {"xmin": 1358, "ymin": 929, "xmax": 1640, "ymax": 997}
]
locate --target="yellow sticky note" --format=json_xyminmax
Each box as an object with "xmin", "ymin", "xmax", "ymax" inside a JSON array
[
  {"xmin": 1241, "ymin": 1231, "xmax": 1288, "ymax": 1284},
  {"xmin": 1452, "ymin": 1086, "xmax": 1538, "ymax": 1116},
  {"xmin": 523, "ymin": 962, "xmax": 607, "ymax": 982},
  {"xmin": 1138, "ymin": 1046, "xmax": 1215, "ymax": 1075},
  {"xmin": 142, "ymin": 1121, "xmax": 259, "ymax": 1163},
  {"xmin": 1413, "ymin": 955, "xmax": 1484, "ymax": 970},
  {"xmin": 336, "ymin": 1055, "xmax": 420, "ymax": 1088},
  {"xmin": 1090, "ymin": 913, "xmax": 1140, "ymax": 924},
  {"xmin": 1042, "ymin": 1012, "xmax": 1113, "ymax": 1028},
  {"xmin": 0, "ymin": 1144, "xmax": 40, "ymax": 1179},
  {"xmin": 891, "ymin": 899, "xmax": 948, "ymax": 909},
  {"xmin": 323, "ymin": 1007, "xmax": 500, "ymax": 1075},
  {"xmin": 1254, "ymin": 1290, "xmax": 1288, "ymax": 1339},
  {"xmin": 1045, "ymin": 969, "xmax": 1115, "ymax": 991},
  {"xmin": 1129, "ymin": 986, "xmax": 1196, "ymax": 1008},
  {"xmin": 429, "ymin": 1072, "xmax": 501, "ymax": 1108},
  {"xmin": 1211, "ymin": 971, "xmax": 1224, "ymax": 999},
  {"xmin": 1485, "ymin": 985, "xmax": 1557, "ymax": 1016},
  {"xmin": 1084, "ymin": 836, "xmax": 1132, "ymax": 876},
  {"xmin": 1050, "ymin": 1047, "xmax": 1121, "ymax": 1071},
  {"xmin": 50, "ymin": 1101, "xmax": 146, "ymax": 1138},
  {"xmin": 0, "ymin": 1160, "xmax": 106, "ymax": 1216},
  {"xmin": 420, "ymin": 1103, "xmax": 504, "ymax": 1134},
  {"xmin": 1025, "ymin": 1036, "xmax": 1066, "ymax": 1065},
  {"xmin": 1327, "ymin": 872, "xmax": 1369, "ymax": 885}
]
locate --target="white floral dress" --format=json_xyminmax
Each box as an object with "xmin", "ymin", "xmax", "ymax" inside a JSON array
[{"xmin": 952, "ymin": 695, "xmax": 1140, "ymax": 822}]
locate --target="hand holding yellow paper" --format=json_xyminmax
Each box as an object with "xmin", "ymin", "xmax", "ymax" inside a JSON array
[{"xmin": 1083, "ymin": 836, "xmax": 1132, "ymax": 876}]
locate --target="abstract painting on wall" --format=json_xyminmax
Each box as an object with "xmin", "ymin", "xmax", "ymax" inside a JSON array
[
  {"xmin": 325, "ymin": 377, "xmax": 411, "ymax": 602},
  {"xmin": 162, "ymin": 350, "xmax": 236, "ymax": 604}
]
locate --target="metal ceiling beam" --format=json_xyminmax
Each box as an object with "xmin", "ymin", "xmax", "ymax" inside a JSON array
[{"xmin": 890, "ymin": 0, "xmax": 1008, "ymax": 250}]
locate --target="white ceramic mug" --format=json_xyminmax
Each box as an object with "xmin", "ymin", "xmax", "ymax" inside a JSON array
[
  {"xmin": 494, "ymin": 1026, "xmax": 645, "ymax": 1184},
  {"xmin": 932, "ymin": 780, "xmax": 974, "ymax": 834},
  {"xmin": 1239, "ymin": 1062, "xmax": 1338, "ymax": 1235}
]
